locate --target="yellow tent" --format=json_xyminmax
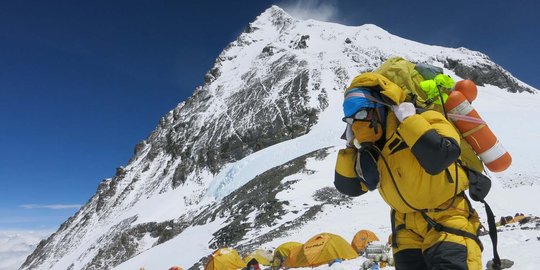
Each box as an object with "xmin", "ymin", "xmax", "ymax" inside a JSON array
[
  {"xmin": 284, "ymin": 233, "xmax": 358, "ymax": 267},
  {"xmin": 272, "ymin": 242, "xmax": 302, "ymax": 269},
  {"xmin": 205, "ymin": 248, "xmax": 245, "ymax": 270},
  {"xmin": 244, "ymin": 249, "xmax": 273, "ymax": 266},
  {"xmin": 283, "ymin": 244, "xmax": 309, "ymax": 268},
  {"xmin": 512, "ymin": 214, "xmax": 526, "ymax": 223},
  {"xmin": 351, "ymin": 230, "xmax": 380, "ymax": 254},
  {"xmin": 302, "ymin": 233, "xmax": 358, "ymax": 266}
]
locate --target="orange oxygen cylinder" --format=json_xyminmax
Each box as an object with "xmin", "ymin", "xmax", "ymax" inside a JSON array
[
  {"xmin": 444, "ymin": 84, "xmax": 511, "ymax": 172},
  {"xmin": 454, "ymin": 79, "xmax": 478, "ymax": 102}
]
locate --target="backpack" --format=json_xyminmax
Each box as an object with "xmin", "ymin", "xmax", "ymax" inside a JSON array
[{"xmin": 374, "ymin": 57, "xmax": 484, "ymax": 173}]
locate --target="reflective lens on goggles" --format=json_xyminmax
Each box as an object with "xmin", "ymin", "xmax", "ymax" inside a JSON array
[{"xmin": 342, "ymin": 109, "xmax": 372, "ymax": 125}]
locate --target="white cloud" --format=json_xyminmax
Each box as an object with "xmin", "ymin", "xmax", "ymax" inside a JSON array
[
  {"xmin": 0, "ymin": 230, "xmax": 52, "ymax": 270},
  {"xmin": 20, "ymin": 204, "xmax": 82, "ymax": 210},
  {"xmin": 280, "ymin": 0, "xmax": 339, "ymax": 22}
]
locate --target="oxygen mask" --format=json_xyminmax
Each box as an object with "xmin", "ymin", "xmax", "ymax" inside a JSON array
[{"xmin": 343, "ymin": 108, "xmax": 383, "ymax": 147}]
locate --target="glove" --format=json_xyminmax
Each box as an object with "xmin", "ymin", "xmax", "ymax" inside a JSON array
[{"xmin": 392, "ymin": 102, "xmax": 416, "ymax": 122}]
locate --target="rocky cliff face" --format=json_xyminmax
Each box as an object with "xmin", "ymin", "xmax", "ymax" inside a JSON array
[{"xmin": 20, "ymin": 5, "xmax": 536, "ymax": 270}]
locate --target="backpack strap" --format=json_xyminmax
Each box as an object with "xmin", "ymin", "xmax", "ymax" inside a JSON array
[
  {"xmin": 461, "ymin": 164, "xmax": 502, "ymax": 269},
  {"xmin": 481, "ymin": 199, "xmax": 502, "ymax": 269},
  {"xmin": 390, "ymin": 209, "xmax": 406, "ymax": 248}
]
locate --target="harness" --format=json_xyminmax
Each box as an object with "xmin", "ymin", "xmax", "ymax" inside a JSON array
[{"xmin": 373, "ymin": 138, "xmax": 502, "ymax": 270}]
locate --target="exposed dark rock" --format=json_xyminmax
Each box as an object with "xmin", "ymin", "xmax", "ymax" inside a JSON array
[
  {"xmin": 168, "ymin": 55, "xmax": 319, "ymax": 189},
  {"xmin": 265, "ymin": 6, "xmax": 293, "ymax": 30},
  {"xmin": 443, "ymin": 57, "xmax": 535, "ymax": 93},
  {"xmin": 133, "ymin": 140, "xmax": 146, "ymax": 157},
  {"xmin": 188, "ymin": 148, "xmax": 332, "ymax": 269},
  {"xmin": 204, "ymin": 73, "xmax": 216, "ymax": 84},
  {"xmin": 313, "ymin": 187, "xmax": 353, "ymax": 205},
  {"xmin": 96, "ymin": 179, "xmax": 118, "ymax": 213},
  {"xmin": 84, "ymin": 217, "xmax": 189, "ymax": 270},
  {"xmin": 262, "ymin": 45, "xmax": 275, "ymax": 56},
  {"xmin": 115, "ymin": 167, "xmax": 126, "ymax": 177},
  {"xmin": 19, "ymin": 238, "xmax": 51, "ymax": 269},
  {"xmin": 290, "ymin": 35, "xmax": 310, "ymax": 49},
  {"xmin": 486, "ymin": 258, "xmax": 514, "ymax": 269},
  {"xmin": 244, "ymin": 24, "xmax": 259, "ymax": 33}
]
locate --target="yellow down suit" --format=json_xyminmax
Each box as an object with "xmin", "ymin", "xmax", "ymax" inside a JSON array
[{"xmin": 335, "ymin": 73, "xmax": 483, "ymax": 270}]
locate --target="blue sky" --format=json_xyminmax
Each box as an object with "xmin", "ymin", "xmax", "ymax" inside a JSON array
[{"xmin": 1, "ymin": 0, "xmax": 538, "ymax": 230}]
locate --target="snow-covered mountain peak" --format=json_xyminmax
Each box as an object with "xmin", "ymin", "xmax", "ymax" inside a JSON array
[
  {"xmin": 248, "ymin": 6, "xmax": 296, "ymax": 34},
  {"xmin": 355, "ymin": 23, "xmax": 390, "ymax": 34}
]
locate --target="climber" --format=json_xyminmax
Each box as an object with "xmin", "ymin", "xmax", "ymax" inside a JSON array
[
  {"xmin": 244, "ymin": 258, "xmax": 260, "ymax": 270},
  {"xmin": 334, "ymin": 72, "xmax": 483, "ymax": 270}
]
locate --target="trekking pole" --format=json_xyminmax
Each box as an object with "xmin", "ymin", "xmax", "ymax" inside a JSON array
[{"xmin": 437, "ymin": 86, "xmax": 449, "ymax": 119}]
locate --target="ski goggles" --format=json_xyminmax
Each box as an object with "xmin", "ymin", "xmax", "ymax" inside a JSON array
[{"xmin": 342, "ymin": 108, "xmax": 374, "ymax": 125}]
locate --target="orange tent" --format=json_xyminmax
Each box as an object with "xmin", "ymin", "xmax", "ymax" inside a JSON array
[
  {"xmin": 351, "ymin": 230, "xmax": 379, "ymax": 254},
  {"xmin": 205, "ymin": 248, "xmax": 245, "ymax": 270}
]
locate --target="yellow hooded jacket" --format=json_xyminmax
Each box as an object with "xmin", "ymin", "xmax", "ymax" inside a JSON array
[{"xmin": 335, "ymin": 73, "xmax": 469, "ymax": 213}]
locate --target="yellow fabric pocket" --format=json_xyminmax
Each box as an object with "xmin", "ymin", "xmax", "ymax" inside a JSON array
[{"xmin": 336, "ymin": 148, "xmax": 357, "ymax": 178}]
